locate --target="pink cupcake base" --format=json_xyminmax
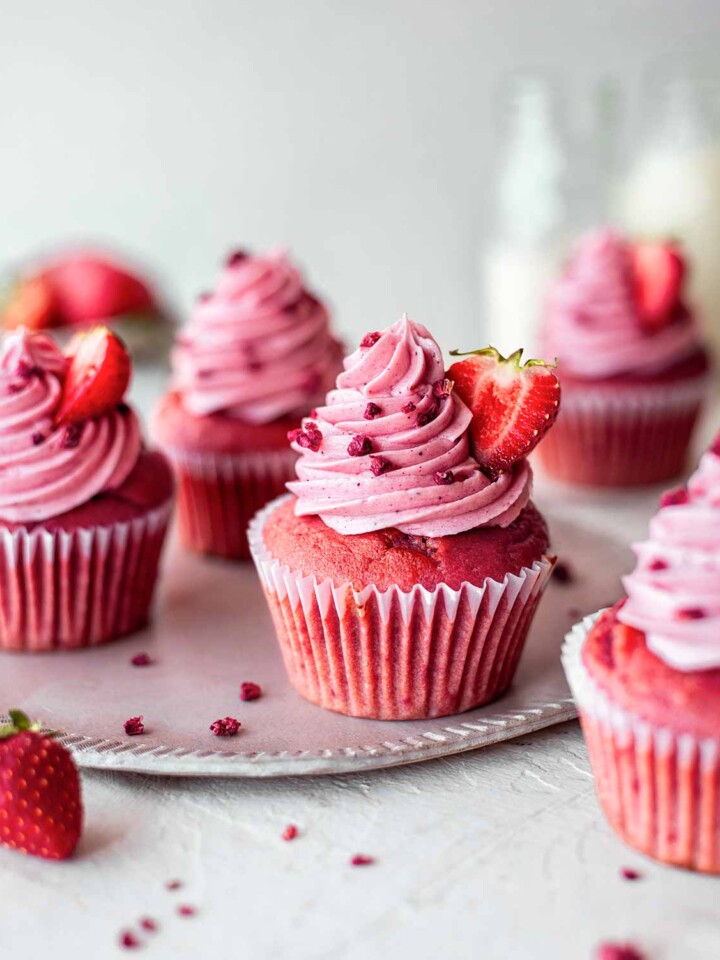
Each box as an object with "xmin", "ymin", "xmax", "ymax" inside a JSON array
[
  {"xmin": 563, "ymin": 614, "xmax": 720, "ymax": 874},
  {"xmin": 249, "ymin": 496, "xmax": 554, "ymax": 720},
  {"xmin": 170, "ymin": 448, "xmax": 298, "ymax": 560},
  {"xmin": 537, "ymin": 376, "xmax": 708, "ymax": 487},
  {"xmin": 0, "ymin": 502, "xmax": 172, "ymax": 653}
]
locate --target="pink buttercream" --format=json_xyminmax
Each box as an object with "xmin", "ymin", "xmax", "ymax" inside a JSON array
[
  {"xmin": 172, "ymin": 250, "xmax": 342, "ymax": 423},
  {"xmin": 619, "ymin": 444, "xmax": 720, "ymax": 670},
  {"xmin": 0, "ymin": 329, "xmax": 141, "ymax": 523},
  {"xmin": 540, "ymin": 229, "xmax": 701, "ymax": 379},
  {"xmin": 288, "ymin": 316, "xmax": 532, "ymax": 536}
]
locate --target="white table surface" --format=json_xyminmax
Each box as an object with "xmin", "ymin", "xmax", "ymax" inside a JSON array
[{"xmin": 2, "ymin": 370, "xmax": 719, "ymax": 960}]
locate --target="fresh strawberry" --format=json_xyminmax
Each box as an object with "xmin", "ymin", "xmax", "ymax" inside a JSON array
[
  {"xmin": 448, "ymin": 347, "xmax": 561, "ymax": 478},
  {"xmin": 43, "ymin": 254, "xmax": 155, "ymax": 327},
  {"xmin": 0, "ymin": 710, "xmax": 82, "ymax": 860},
  {"xmin": 0, "ymin": 276, "xmax": 56, "ymax": 331},
  {"xmin": 55, "ymin": 326, "xmax": 131, "ymax": 426},
  {"xmin": 631, "ymin": 241, "xmax": 685, "ymax": 331}
]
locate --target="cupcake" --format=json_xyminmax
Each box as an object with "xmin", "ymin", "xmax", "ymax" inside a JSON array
[
  {"xmin": 249, "ymin": 316, "xmax": 560, "ymax": 720},
  {"xmin": 0, "ymin": 326, "xmax": 174, "ymax": 652},
  {"xmin": 563, "ymin": 441, "xmax": 720, "ymax": 872},
  {"xmin": 1, "ymin": 249, "xmax": 172, "ymax": 362},
  {"xmin": 537, "ymin": 230, "xmax": 711, "ymax": 487},
  {"xmin": 153, "ymin": 249, "xmax": 342, "ymax": 560}
]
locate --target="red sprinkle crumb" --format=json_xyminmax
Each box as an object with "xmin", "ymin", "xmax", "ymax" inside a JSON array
[
  {"xmin": 240, "ymin": 682, "xmax": 262, "ymax": 702},
  {"xmin": 552, "ymin": 561, "xmax": 574, "ymax": 584},
  {"xmin": 360, "ymin": 331, "xmax": 381, "ymax": 348},
  {"xmin": 347, "ymin": 434, "xmax": 373, "ymax": 457},
  {"xmin": 350, "ymin": 854, "xmax": 375, "ymax": 867},
  {"xmin": 433, "ymin": 470, "xmax": 454, "ymax": 486},
  {"xmin": 660, "ymin": 486, "xmax": 689, "ymax": 508},
  {"xmin": 595, "ymin": 943, "xmax": 646, "ymax": 960},
  {"xmin": 131, "ymin": 653, "xmax": 152, "ymax": 667},
  {"xmin": 416, "ymin": 402, "xmax": 439, "ymax": 427},
  {"xmin": 401, "ymin": 400, "xmax": 416, "ymax": 414},
  {"xmin": 165, "ymin": 879, "xmax": 183, "ymax": 891},
  {"xmin": 210, "ymin": 717, "xmax": 241, "ymax": 737},
  {"xmin": 432, "ymin": 378, "xmax": 453, "ymax": 398},
  {"xmin": 120, "ymin": 931, "xmax": 141, "ymax": 950},
  {"xmin": 648, "ymin": 558, "xmax": 668, "ymax": 572},
  {"xmin": 32, "ymin": 432, "xmax": 45, "ymax": 446},
  {"xmin": 282, "ymin": 824, "xmax": 299, "ymax": 841},
  {"xmin": 288, "ymin": 424, "xmax": 323, "ymax": 452},
  {"xmin": 226, "ymin": 250, "xmax": 248, "ymax": 267},
  {"xmin": 62, "ymin": 423, "xmax": 84, "ymax": 450},
  {"xmin": 364, "ymin": 402, "xmax": 382, "ymax": 420},
  {"xmin": 370, "ymin": 455, "xmax": 391, "ymax": 476},
  {"xmin": 140, "ymin": 917, "xmax": 158, "ymax": 932},
  {"xmin": 124, "ymin": 716, "xmax": 145, "ymax": 736},
  {"xmin": 621, "ymin": 867, "xmax": 642, "ymax": 881},
  {"xmin": 177, "ymin": 905, "xmax": 197, "ymax": 917},
  {"xmin": 676, "ymin": 607, "xmax": 706, "ymax": 620}
]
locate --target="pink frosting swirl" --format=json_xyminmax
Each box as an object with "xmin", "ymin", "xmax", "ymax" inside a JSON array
[
  {"xmin": 540, "ymin": 229, "xmax": 702, "ymax": 379},
  {"xmin": 287, "ymin": 316, "xmax": 532, "ymax": 536},
  {"xmin": 0, "ymin": 330, "xmax": 142, "ymax": 523},
  {"xmin": 172, "ymin": 250, "xmax": 342, "ymax": 423},
  {"xmin": 619, "ymin": 445, "xmax": 720, "ymax": 670}
]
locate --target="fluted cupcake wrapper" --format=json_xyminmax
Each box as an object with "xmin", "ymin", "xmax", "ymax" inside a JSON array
[
  {"xmin": 248, "ymin": 494, "xmax": 554, "ymax": 720},
  {"xmin": 0, "ymin": 501, "xmax": 172, "ymax": 653},
  {"xmin": 562, "ymin": 613, "xmax": 720, "ymax": 874},
  {"xmin": 165, "ymin": 447, "xmax": 298, "ymax": 561},
  {"xmin": 536, "ymin": 374, "xmax": 710, "ymax": 487}
]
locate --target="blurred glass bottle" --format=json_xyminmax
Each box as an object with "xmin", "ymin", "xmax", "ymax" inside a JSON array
[
  {"xmin": 617, "ymin": 65, "xmax": 720, "ymax": 356},
  {"xmin": 481, "ymin": 75, "xmax": 570, "ymax": 356}
]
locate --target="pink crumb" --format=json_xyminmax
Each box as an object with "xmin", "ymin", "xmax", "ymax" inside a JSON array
[
  {"xmin": 621, "ymin": 867, "xmax": 642, "ymax": 881},
  {"xmin": 123, "ymin": 716, "xmax": 145, "ymax": 736},
  {"xmin": 595, "ymin": 942, "xmax": 646, "ymax": 960},
  {"xmin": 120, "ymin": 931, "xmax": 141, "ymax": 949},
  {"xmin": 240, "ymin": 682, "xmax": 262, "ymax": 702},
  {"xmin": 282, "ymin": 824, "xmax": 299, "ymax": 841},
  {"xmin": 130, "ymin": 653, "xmax": 152, "ymax": 667},
  {"xmin": 165, "ymin": 879, "xmax": 183, "ymax": 891},
  {"xmin": 350, "ymin": 854, "xmax": 375, "ymax": 866},
  {"xmin": 139, "ymin": 917, "xmax": 158, "ymax": 932},
  {"xmin": 177, "ymin": 905, "xmax": 197, "ymax": 917},
  {"xmin": 210, "ymin": 717, "xmax": 241, "ymax": 736}
]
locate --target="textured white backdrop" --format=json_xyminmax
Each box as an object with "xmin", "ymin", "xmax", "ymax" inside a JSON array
[{"xmin": 2, "ymin": 0, "xmax": 720, "ymax": 349}]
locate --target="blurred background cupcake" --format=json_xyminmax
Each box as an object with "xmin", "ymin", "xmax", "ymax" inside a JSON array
[
  {"xmin": 0, "ymin": 247, "xmax": 173, "ymax": 363},
  {"xmin": 563, "ymin": 438, "xmax": 720, "ymax": 872},
  {"xmin": 536, "ymin": 229, "xmax": 711, "ymax": 486},
  {"xmin": 152, "ymin": 248, "xmax": 343, "ymax": 560}
]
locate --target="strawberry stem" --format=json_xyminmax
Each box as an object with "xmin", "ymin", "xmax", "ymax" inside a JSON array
[
  {"xmin": 0, "ymin": 709, "xmax": 41, "ymax": 740},
  {"xmin": 449, "ymin": 346, "xmax": 557, "ymax": 369}
]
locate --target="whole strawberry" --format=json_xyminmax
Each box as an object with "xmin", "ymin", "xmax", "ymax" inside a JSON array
[
  {"xmin": 43, "ymin": 253, "xmax": 155, "ymax": 327},
  {"xmin": 448, "ymin": 347, "xmax": 561, "ymax": 479},
  {"xmin": 0, "ymin": 710, "xmax": 82, "ymax": 860}
]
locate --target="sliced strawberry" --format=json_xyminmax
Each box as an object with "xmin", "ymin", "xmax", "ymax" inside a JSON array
[
  {"xmin": 1, "ymin": 276, "xmax": 57, "ymax": 331},
  {"xmin": 0, "ymin": 710, "xmax": 82, "ymax": 860},
  {"xmin": 55, "ymin": 326, "xmax": 131, "ymax": 426},
  {"xmin": 448, "ymin": 347, "xmax": 561, "ymax": 478},
  {"xmin": 44, "ymin": 254, "xmax": 155, "ymax": 327},
  {"xmin": 631, "ymin": 242, "xmax": 685, "ymax": 331}
]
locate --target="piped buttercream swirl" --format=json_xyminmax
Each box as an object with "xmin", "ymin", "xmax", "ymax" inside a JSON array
[
  {"xmin": 172, "ymin": 250, "xmax": 342, "ymax": 423},
  {"xmin": 619, "ymin": 443, "xmax": 720, "ymax": 670},
  {"xmin": 0, "ymin": 329, "xmax": 142, "ymax": 523},
  {"xmin": 288, "ymin": 316, "xmax": 532, "ymax": 536},
  {"xmin": 540, "ymin": 229, "xmax": 701, "ymax": 379}
]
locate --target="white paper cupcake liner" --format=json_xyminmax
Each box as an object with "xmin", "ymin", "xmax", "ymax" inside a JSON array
[
  {"xmin": 562, "ymin": 612, "xmax": 720, "ymax": 873},
  {"xmin": 248, "ymin": 494, "xmax": 554, "ymax": 720},
  {"xmin": 164, "ymin": 447, "xmax": 298, "ymax": 560},
  {"xmin": 0, "ymin": 500, "xmax": 172, "ymax": 652}
]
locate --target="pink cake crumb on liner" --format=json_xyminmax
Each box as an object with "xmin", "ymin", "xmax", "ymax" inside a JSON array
[
  {"xmin": 536, "ymin": 375, "xmax": 710, "ymax": 487},
  {"xmin": 562, "ymin": 612, "xmax": 720, "ymax": 874},
  {"xmin": 0, "ymin": 500, "xmax": 172, "ymax": 653},
  {"xmin": 249, "ymin": 494, "xmax": 554, "ymax": 721},
  {"xmin": 166, "ymin": 447, "xmax": 298, "ymax": 560}
]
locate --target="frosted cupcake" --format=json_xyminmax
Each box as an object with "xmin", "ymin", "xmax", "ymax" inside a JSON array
[
  {"xmin": 0, "ymin": 327, "xmax": 174, "ymax": 652},
  {"xmin": 537, "ymin": 230, "xmax": 711, "ymax": 487},
  {"xmin": 249, "ymin": 316, "xmax": 560, "ymax": 720},
  {"xmin": 153, "ymin": 249, "xmax": 342, "ymax": 560},
  {"xmin": 563, "ymin": 441, "xmax": 720, "ymax": 872}
]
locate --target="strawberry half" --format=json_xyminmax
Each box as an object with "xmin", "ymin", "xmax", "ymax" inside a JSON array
[
  {"xmin": 448, "ymin": 347, "xmax": 561, "ymax": 478},
  {"xmin": 631, "ymin": 241, "xmax": 685, "ymax": 331},
  {"xmin": 55, "ymin": 326, "xmax": 131, "ymax": 427},
  {"xmin": 1, "ymin": 276, "xmax": 56, "ymax": 331},
  {"xmin": 0, "ymin": 710, "xmax": 82, "ymax": 860}
]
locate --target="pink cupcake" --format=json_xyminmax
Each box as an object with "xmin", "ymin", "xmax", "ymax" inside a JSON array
[
  {"xmin": 563, "ymin": 441, "xmax": 720, "ymax": 872},
  {"xmin": 153, "ymin": 249, "xmax": 342, "ymax": 560},
  {"xmin": 537, "ymin": 230, "xmax": 711, "ymax": 487},
  {"xmin": 249, "ymin": 316, "xmax": 559, "ymax": 720},
  {"xmin": 0, "ymin": 327, "xmax": 174, "ymax": 652}
]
